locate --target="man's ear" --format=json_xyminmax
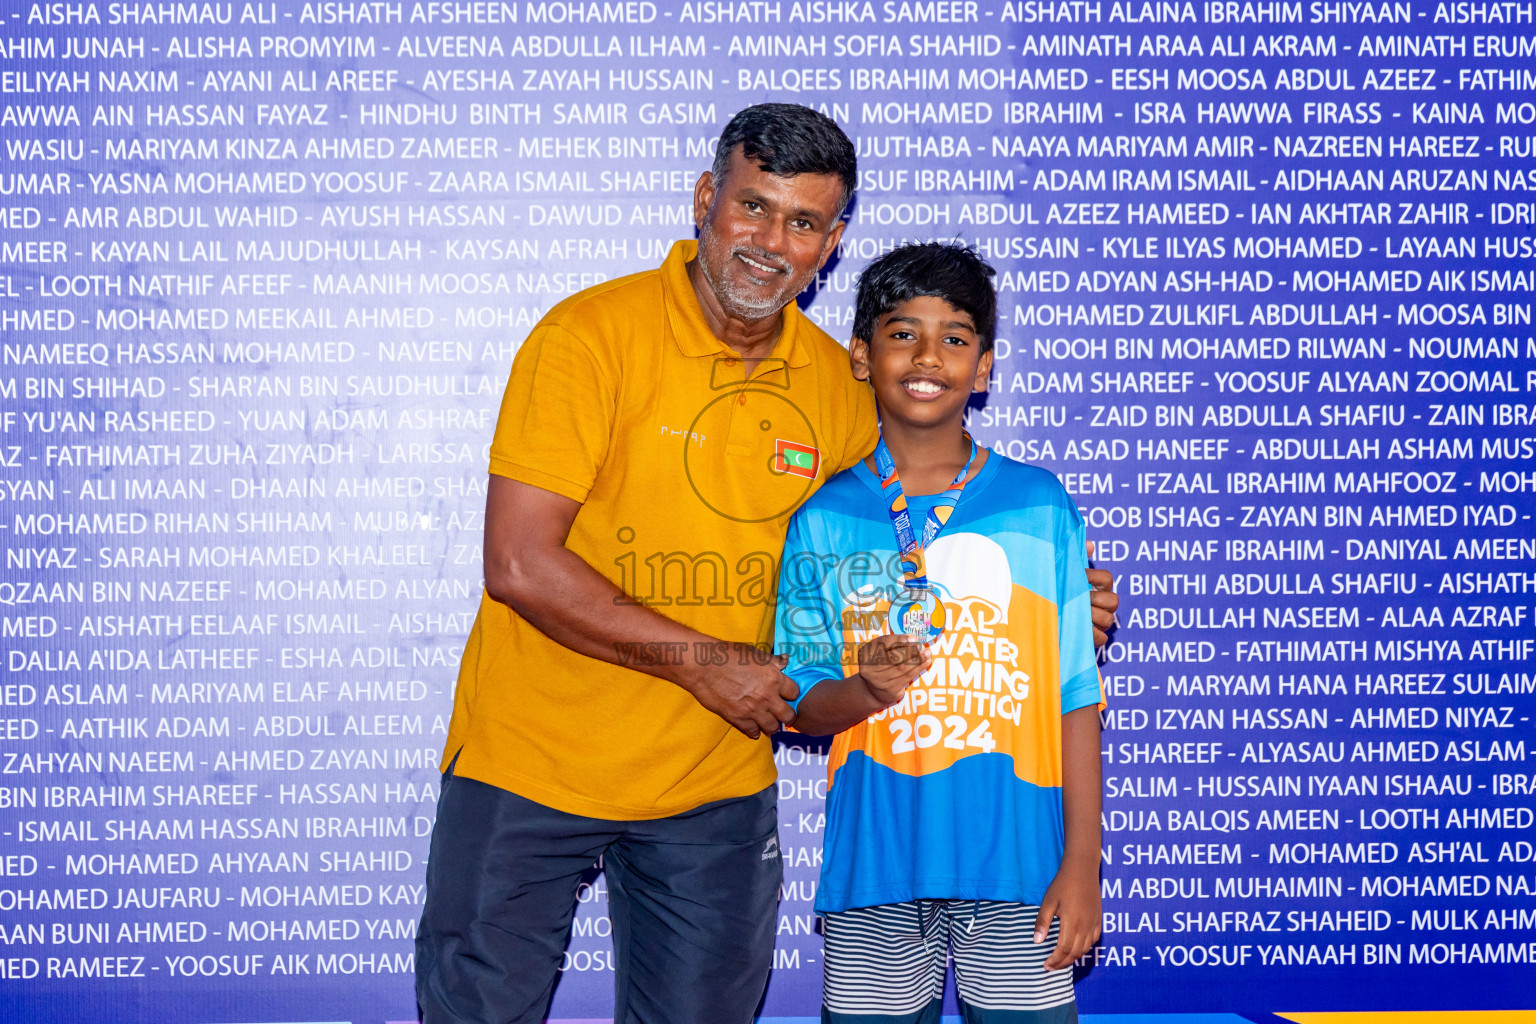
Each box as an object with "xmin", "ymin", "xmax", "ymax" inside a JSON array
[
  {"xmin": 849, "ymin": 336, "xmax": 872, "ymax": 382},
  {"xmin": 691, "ymin": 170, "xmax": 715, "ymax": 231},
  {"xmin": 972, "ymin": 348, "xmax": 994, "ymax": 393},
  {"xmin": 816, "ymin": 218, "xmax": 847, "ymax": 271}
]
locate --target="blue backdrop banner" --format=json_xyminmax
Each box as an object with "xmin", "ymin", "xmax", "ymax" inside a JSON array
[{"xmin": 1, "ymin": 1, "xmax": 1534, "ymax": 1020}]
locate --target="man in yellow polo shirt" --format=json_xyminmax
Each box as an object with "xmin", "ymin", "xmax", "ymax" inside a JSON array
[{"xmin": 416, "ymin": 104, "xmax": 1119, "ymax": 1024}]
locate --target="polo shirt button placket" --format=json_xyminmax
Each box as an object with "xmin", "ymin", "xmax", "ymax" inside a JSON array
[{"xmin": 725, "ymin": 386, "xmax": 753, "ymax": 454}]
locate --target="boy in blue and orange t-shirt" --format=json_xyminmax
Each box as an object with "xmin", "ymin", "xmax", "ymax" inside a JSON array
[{"xmin": 776, "ymin": 243, "xmax": 1103, "ymax": 1023}]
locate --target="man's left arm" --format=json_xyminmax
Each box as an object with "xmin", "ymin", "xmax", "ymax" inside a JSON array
[{"xmin": 1087, "ymin": 540, "xmax": 1117, "ymax": 647}]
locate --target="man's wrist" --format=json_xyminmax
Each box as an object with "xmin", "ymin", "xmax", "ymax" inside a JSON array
[
  {"xmin": 665, "ymin": 651, "xmax": 712, "ymax": 692},
  {"xmin": 617, "ymin": 632, "xmax": 738, "ymax": 690}
]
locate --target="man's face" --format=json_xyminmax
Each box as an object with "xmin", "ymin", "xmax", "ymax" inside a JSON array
[{"xmin": 691, "ymin": 146, "xmax": 847, "ymax": 322}]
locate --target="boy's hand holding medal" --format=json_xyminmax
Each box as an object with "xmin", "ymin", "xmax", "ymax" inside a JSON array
[{"xmin": 853, "ymin": 633, "xmax": 931, "ymax": 708}]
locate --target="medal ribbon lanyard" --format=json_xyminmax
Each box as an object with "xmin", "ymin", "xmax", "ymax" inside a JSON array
[{"xmin": 873, "ymin": 432, "xmax": 978, "ymax": 589}]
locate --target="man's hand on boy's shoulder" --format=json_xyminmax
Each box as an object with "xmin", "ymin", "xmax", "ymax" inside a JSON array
[
  {"xmin": 1037, "ymin": 858, "xmax": 1102, "ymax": 972},
  {"xmin": 1085, "ymin": 540, "xmax": 1119, "ymax": 647},
  {"xmin": 855, "ymin": 634, "xmax": 930, "ymax": 707}
]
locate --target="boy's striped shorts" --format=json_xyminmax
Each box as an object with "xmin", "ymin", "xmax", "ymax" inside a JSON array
[{"xmin": 821, "ymin": 899, "xmax": 1077, "ymax": 1023}]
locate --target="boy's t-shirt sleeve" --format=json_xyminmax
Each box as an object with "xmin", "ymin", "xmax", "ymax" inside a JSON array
[
  {"xmin": 775, "ymin": 509, "xmax": 847, "ymax": 711},
  {"xmin": 1055, "ymin": 490, "xmax": 1104, "ymax": 713}
]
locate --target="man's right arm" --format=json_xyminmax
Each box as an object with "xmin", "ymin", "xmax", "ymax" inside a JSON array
[{"xmin": 483, "ymin": 475, "xmax": 798, "ymax": 739}]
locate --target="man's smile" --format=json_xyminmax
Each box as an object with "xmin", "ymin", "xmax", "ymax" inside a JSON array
[{"xmin": 735, "ymin": 250, "xmax": 786, "ymax": 276}]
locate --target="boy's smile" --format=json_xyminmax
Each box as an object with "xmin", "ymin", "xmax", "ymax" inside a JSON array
[
  {"xmin": 901, "ymin": 377, "xmax": 947, "ymax": 400},
  {"xmin": 851, "ymin": 294, "xmax": 994, "ymax": 429}
]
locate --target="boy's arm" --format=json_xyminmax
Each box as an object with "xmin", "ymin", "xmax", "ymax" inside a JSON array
[
  {"xmin": 1038, "ymin": 704, "xmax": 1103, "ymax": 971},
  {"xmin": 774, "ymin": 508, "xmax": 929, "ymax": 736},
  {"xmin": 789, "ymin": 634, "xmax": 929, "ymax": 737}
]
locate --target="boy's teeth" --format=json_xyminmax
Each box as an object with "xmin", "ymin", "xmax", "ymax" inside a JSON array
[{"xmin": 906, "ymin": 380, "xmax": 942, "ymax": 394}]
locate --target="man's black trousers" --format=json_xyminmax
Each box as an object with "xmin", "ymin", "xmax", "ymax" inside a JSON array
[{"xmin": 416, "ymin": 766, "xmax": 783, "ymax": 1024}]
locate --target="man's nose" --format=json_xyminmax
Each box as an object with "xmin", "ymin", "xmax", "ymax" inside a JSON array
[{"xmin": 752, "ymin": 216, "xmax": 788, "ymax": 254}]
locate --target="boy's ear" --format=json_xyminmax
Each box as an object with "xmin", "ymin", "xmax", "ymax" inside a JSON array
[
  {"xmin": 849, "ymin": 336, "xmax": 872, "ymax": 382},
  {"xmin": 971, "ymin": 348, "xmax": 994, "ymax": 393}
]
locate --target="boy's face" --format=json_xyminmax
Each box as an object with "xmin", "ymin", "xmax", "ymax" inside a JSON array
[{"xmin": 850, "ymin": 295, "xmax": 993, "ymax": 430}]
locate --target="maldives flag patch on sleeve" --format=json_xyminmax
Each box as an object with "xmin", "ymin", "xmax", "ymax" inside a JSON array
[{"xmin": 774, "ymin": 439, "xmax": 820, "ymax": 479}]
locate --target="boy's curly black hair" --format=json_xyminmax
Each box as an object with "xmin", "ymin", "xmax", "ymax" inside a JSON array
[{"xmin": 852, "ymin": 243, "xmax": 998, "ymax": 355}]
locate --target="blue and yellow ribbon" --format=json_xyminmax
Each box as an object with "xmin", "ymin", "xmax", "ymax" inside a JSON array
[{"xmin": 873, "ymin": 430, "xmax": 978, "ymax": 643}]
